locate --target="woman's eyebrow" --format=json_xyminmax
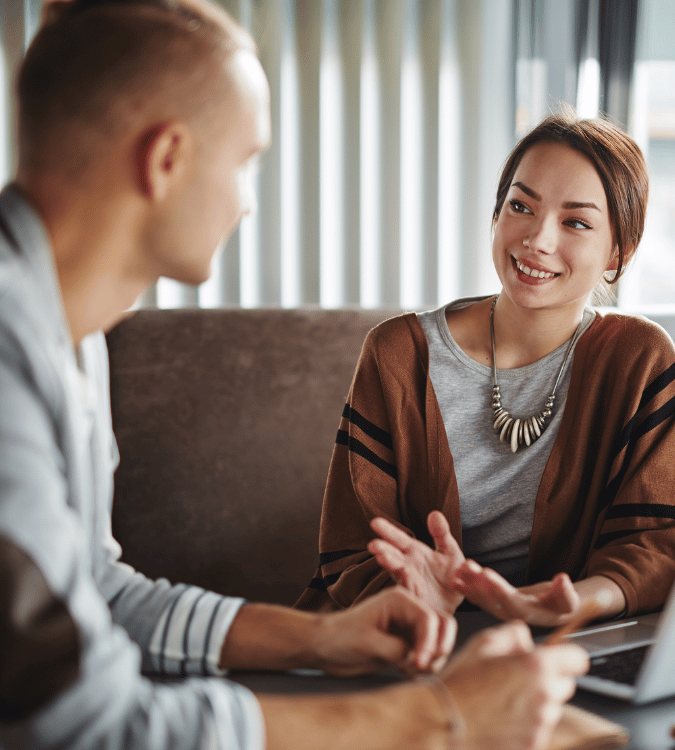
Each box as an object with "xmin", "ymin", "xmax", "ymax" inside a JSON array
[
  {"xmin": 511, "ymin": 181, "xmax": 540, "ymax": 200},
  {"xmin": 562, "ymin": 200, "xmax": 601, "ymax": 211},
  {"xmin": 512, "ymin": 181, "xmax": 601, "ymax": 212}
]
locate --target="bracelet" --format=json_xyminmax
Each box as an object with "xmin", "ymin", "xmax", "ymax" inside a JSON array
[{"xmin": 419, "ymin": 674, "xmax": 466, "ymax": 747}]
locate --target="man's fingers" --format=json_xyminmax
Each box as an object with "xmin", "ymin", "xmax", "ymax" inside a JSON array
[
  {"xmin": 542, "ymin": 643, "xmax": 590, "ymax": 678},
  {"xmin": 367, "ymin": 587, "xmax": 452, "ymax": 672},
  {"xmin": 428, "ymin": 615, "xmax": 457, "ymax": 671},
  {"xmin": 466, "ymin": 620, "xmax": 534, "ymax": 658}
]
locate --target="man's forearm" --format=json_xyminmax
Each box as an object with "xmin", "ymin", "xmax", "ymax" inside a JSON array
[
  {"xmin": 219, "ymin": 602, "xmax": 326, "ymax": 672},
  {"xmin": 257, "ymin": 681, "xmax": 460, "ymax": 750},
  {"xmin": 219, "ymin": 589, "xmax": 452, "ymax": 676}
]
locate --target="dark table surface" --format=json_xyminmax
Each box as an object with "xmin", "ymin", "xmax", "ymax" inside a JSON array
[{"xmin": 229, "ymin": 609, "xmax": 675, "ymax": 750}]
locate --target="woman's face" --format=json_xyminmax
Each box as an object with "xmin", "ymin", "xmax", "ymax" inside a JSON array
[{"xmin": 492, "ymin": 141, "xmax": 617, "ymax": 318}]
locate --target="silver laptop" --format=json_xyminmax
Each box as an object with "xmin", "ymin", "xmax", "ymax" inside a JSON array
[{"xmin": 561, "ymin": 582, "xmax": 675, "ymax": 703}]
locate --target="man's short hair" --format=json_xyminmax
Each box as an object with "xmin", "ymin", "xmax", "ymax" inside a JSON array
[{"xmin": 17, "ymin": 0, "xmax": 255, "ymax": 177}]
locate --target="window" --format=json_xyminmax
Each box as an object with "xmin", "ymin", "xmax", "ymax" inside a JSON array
[{"xmin": 624, "ymin": 0, "xmax": 675, "ymax": 307}]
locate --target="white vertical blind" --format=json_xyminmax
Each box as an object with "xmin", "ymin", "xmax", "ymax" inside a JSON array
[{"xmin": 209, "ymin": 0, "xmax": 515, "ymax": 309}]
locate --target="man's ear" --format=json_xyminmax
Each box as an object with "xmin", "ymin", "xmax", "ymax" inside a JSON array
[{"xmin": 136, "ymin": 122, "xmax": 192, "ymax": 201}]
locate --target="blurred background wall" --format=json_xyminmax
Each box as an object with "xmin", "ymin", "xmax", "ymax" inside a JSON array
[{"xmin": 1, "ymin": 0, "xmax": 674, "ymax": 311}]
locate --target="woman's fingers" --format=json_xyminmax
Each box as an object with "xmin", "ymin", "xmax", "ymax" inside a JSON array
[
  {"xmin": 452, "ymin": 560, "xmax": 522, "ymax": 618},
  {"xmin": 537, "ymin": 572, "xmax": 579, "ymax": 615},
  {"xmin": 427, "ymin": 511, "xmax": 463, "ymax": 561},
  {"xmin": 370, "ymin": 517, "xmax": 419, "ymax": 555},
  {"xmin": 367, "ymin": 539, "xmax": 408, "ymax": 582}
]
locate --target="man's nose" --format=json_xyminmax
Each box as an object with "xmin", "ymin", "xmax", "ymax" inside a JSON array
[{"xmin": 238, "ymin": 169, "xmax": 258, "ymax": 216}]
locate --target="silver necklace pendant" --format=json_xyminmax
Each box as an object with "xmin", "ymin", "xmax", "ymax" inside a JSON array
[
  {"xmin": 489, "ymin": 295, "xmax": 583, "ymax": 454},
  {"xmin": 492, "ymin": 385, "xmax": 554, "ymax": 453}
]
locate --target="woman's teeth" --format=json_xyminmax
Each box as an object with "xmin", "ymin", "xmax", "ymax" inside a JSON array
[{"xmin": 516, "ymin": 259, "xmax": 556, "ymax": 279}]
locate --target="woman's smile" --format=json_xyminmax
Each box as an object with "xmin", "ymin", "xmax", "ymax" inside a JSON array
[{"xmin": 511, "ymin": 255, "xmax": 560, "ymax": 282}]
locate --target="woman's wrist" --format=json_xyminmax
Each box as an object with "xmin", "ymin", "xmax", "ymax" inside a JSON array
[{"xmin": 574, "ymin": 575, "xmax": 627, "ymax": 620}]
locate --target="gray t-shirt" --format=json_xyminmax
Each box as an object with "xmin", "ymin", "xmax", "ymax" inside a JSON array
[{"xmin": 417, "ymin": 297, "xmax": 594, "ymax": 585}]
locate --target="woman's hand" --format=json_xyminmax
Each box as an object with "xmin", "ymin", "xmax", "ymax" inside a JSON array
[
  {"xmin": 451, "ymin": 561, "xmax": 581, "ymax": 627},
  {"xmin": 451, "ymin": 563, "xmax": 628, "ymax": 627},
  {"xmin": 368, "ymin": 511, "xmax": 465, "ymax": 614},
  {"xmin": 369, "ymin": 511, "xmax": 626, "ymax": 626}
]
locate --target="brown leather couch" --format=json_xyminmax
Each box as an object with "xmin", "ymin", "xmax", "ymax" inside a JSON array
[{"xmin": 106, "ymin": 307, "xmax": 395, "ymax": 607}]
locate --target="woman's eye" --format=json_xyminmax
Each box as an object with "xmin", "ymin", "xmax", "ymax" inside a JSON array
[
  {"xmin": 509, "ymin": 199, "xmax": 531, "ymax": 214},
  {"xmin": 565, "ymin": 218, "xmax": 592, "ymax": 230}
]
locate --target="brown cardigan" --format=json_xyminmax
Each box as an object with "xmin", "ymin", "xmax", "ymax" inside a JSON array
[{"xmin": 296, "ymin": 310, "xmax": 675, "ymax": 616}]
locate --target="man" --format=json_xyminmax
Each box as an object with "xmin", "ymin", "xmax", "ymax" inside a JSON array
[{"xmin": 0, "ymin": 0, "xmax": 588, "ymax": 748}]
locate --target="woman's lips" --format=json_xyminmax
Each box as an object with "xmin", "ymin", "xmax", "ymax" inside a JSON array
[{"xmin": 512, "ymin": 256, "xmax": 560, "ymax": 283}]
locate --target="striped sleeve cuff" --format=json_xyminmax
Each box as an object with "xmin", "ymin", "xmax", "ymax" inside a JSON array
[{"xmin": 148, "ymin": 587, "xmax": 246, "ymax": 676}]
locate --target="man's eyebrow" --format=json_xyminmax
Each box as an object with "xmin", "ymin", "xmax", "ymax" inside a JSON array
[{"xmin": 512, "ymin": 182, "xmax": 601, "ymax": 212}]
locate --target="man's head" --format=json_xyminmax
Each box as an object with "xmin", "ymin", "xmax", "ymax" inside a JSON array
[
  {"xmin": 17, "ymin": 0, "xmax": 270, "ymax": 285},
  {"xmin": 18, "ymin": 0, "xmax": 254, "ymax": 177}
]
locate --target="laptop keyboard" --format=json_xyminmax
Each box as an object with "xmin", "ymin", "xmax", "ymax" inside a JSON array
[{"xmin": 587, "ymin": 645, "xmax": 649, "ymax": 686}]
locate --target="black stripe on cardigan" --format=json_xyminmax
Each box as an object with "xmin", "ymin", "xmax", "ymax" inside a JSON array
[
  {"xmin": 612, "ymin": 364, "xmax": 675, "ymax": 459},
  {"xmin": 638, "ymin": 362, "xmax": 675, "ymax": 413},
  {"xmin": 307, "ymin": 556, "xmax": 375, "ymax": 591},
  {"xmin": 595, "ymin": 527, "xmax": 662, "ymax": 548},
  {"xmin": 342, "ymin": 404, "xmax": 394, "ymax": 450},
  {"xmin": 605, "ymin": 503, "xmax": 675, "ymax": 521},
  {"xmin": 336, "ymin": 430, "xmax": 398, "ymax": 480},
  {"xmin": 306, "ymin": 571, "xmax": 350, "ymax": 591},
  {"xmin": 599, "ymin": 393, "xmax": 675, "ymax": 512},
  {"xmin": 320, "ymin": 549, "xmax": 366, "ymax": 566}
]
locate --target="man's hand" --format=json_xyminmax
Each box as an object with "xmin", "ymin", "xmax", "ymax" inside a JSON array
[
  {"xmin": 311, "ymin": 586, "xmax": 456, "ymax": 676},
  {"xmin": 219, "ymin": 587, "xmax": 455, "ymax": 676},
  {"xmin": 442, "ymin": 621, "xmax": 590, "ymax": 750},
  {"xmin": 368, "ymin": 512, "xmax": 465, "ymax": 614},
  {"xmin": 258, "ymin": 620, "xmax": 589, "ymax": 750}
]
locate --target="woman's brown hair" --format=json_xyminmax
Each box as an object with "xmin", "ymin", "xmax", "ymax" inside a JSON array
[{"xmin": 493, "ymin": 112, "xmax": 648, "ymax": 285}]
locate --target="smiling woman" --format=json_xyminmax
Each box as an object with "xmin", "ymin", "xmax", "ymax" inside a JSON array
[{"xmin": 297, "ymin": 112, "xmax": 675, "ymax": 632}]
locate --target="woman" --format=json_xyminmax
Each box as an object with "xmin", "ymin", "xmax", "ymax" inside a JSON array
[{"xmin": 296, "ymin": 112, "xmax": 675, "ymax": 626}]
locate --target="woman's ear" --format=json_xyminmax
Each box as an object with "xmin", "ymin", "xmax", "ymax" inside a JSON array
[
  {"xmin": 136, "ymin": 122, "xmax": 192, "ymax": 201},
  {"xmin": 606, "ymin": 247, "xmax": 620, "ymax": 272}
]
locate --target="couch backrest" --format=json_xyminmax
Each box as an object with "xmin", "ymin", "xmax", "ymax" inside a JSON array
[{"xmin": 106, "ymin": 307, "xmax": 395, "ymax": 606}]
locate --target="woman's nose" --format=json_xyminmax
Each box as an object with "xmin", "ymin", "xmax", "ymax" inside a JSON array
[{"xmin": 524, "ymin": 216, "xmax": 557, "ymax": 254}]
